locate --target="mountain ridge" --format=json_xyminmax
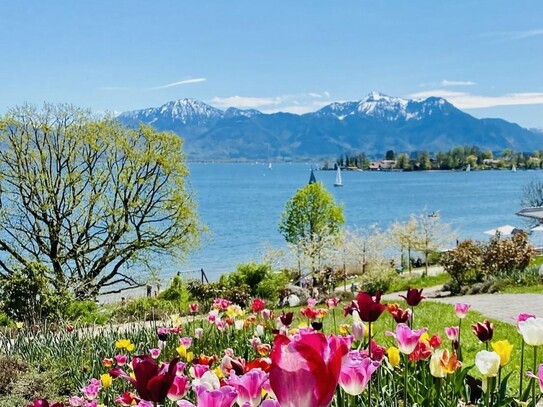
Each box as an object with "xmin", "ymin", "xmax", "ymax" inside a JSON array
[{"xmin": 118, "ymin": 92, "xmax": 543, "ymax": 159}]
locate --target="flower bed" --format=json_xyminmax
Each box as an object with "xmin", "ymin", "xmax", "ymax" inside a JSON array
[{"xmin": 2, "ymin": 291, "xmax": 543, "ymax": 407}]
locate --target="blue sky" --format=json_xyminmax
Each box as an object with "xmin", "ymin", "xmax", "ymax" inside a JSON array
[{"xmin": 1, "ymin": 1, "xmax": 543, "ymax": 128}]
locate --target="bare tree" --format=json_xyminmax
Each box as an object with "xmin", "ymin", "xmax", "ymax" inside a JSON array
[
  {"xmin": 0, "ymin": 104, "xmax": 201, "ymax": 299},
  {"xmin": 411, "ymin": 211, "xmax": 457, "ymax": 277}
]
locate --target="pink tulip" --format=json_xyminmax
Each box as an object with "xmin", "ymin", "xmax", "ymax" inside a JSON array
[
  {"xmin": 445, "ymin": 326, "xmax": 459, "ymax": 341},
  {"xmin": 454, "ymin": 303, "xmax": 470, "ymax": 319},
  {"xmin": 194, "ymin": 328, "xmax": 204, "ymax": 339},
  {"xmin": 339, "ymin": 351, "xmax": 380, "ymax": 395},
  {"xmin": 167, "ymin": 375, "xmax": 190, "ymax": 401},
  {"xmin": 189, "ymin": 303, "xmax": 199, "ymax": 313},
  {"xmin": 179, "ymin": 337, "xmax": 192, "ymax": 349},
  {"xmin": 351, "ymin": 311, "xmax": 365, "ymax": 341},
  {"xmin": 261, "ymin": 309, "xmax": 272, "ymax": 320},
  {"xmin": 526, "ymin": 363, "xmax": 543, "ymax": 392},
  {"xmin": 260, "ymin": 401, "xmax": 281, "ymax": 407},
  {"xmin": 226, "ymin": 369, "xmax": 269, "ymax": 407},
  {"xmin": 150, "ymin": 348, "xmax": 161, "ymax": 359},
  {"xmin": 269, "ymin": 331, "xmax": 350, "ymax": 407},
  {"xmin": 516, "ymin": 313, "xmax": 536, "ymax": 332},
  {"xmin": 177, "ymin": 385, "xmax": 238, "ymax": 407},
  {"xmin": 114, "ymin": 354, "xmax": 128, "ymax": 366},
  {"xmin": 386, "ymin": 323, "xmax": 428, "ymax": 355}
]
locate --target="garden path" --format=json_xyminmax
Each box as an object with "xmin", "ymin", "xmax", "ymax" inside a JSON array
[{"xmin": 383, "ymin": 288, "xmax": 543, "ymax": 325}]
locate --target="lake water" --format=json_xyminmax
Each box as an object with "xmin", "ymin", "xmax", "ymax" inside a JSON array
[{"xmin": 171, "ymin": 163, "xmax": 541, "ymax": 281}]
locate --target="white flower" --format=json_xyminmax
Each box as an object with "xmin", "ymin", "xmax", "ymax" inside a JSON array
[
  {"xmin": 475, "ymin": 351, "xmax": 500, "ymax": 377},
  {"xmin": 429, "ymin": 349, "xmax": 446, "ymax": 378},
  {"xmin": 518, "ymin": 317, "xmax": 543, "ymax": 346}
]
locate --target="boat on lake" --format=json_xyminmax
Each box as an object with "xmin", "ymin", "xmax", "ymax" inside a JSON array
[{"xmin": 334, "ymin": 166, "xmax": 343, "ymax": 187}]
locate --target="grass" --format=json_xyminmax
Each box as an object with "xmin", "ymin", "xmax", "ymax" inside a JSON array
[{"xmin": 388, "ymin": 271, "xmax": 450, "ymax": 292}]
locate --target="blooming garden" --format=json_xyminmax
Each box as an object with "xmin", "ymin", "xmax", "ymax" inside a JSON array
[{"xmin": 2, "ymin": 289, "xmax": 543, "ymax": 407}]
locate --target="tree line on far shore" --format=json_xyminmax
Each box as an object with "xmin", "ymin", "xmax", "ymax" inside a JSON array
[{"xmin": 326, "ymin": 146, "xmax": 543, "ymax": 171}]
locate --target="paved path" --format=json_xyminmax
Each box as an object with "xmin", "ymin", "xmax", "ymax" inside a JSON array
[{"xmin": 384, "ymin": 286, "xmax": 543, "ymax": 324}]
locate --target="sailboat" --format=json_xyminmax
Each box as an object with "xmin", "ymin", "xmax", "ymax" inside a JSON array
[
  {"xmin": 512, "ymin": 163, "xmax": 517, "ymax": 172},
  {"xmin": 334, "ymin": 166, "xmax": 343, "ymax": 187},
  {"xmin": 268, "ymin": 162, "xmax": 272, "ymax": 170},
  {"xmin": 465, "ymin": 163, "xmax": 471, "ymax": 172}
]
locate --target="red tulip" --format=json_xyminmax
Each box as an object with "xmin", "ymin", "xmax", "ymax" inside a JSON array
[
  {"xmin": 279, "ymin": 311, "xmax": 294, "ymax": 327},
  {"xmin": 110, "ymin": 355, "xmax": 179, "ymax": 403},
  {"xmin": 27, "ymin": 400, "xmax": 63, "ymax": 407},
  {"xmin": 472, "ymin": 320, "xmax": 494, "ymax": 343},
  {"xmin": 344, "ymin": 291, "xmax": 386, "ymax": 322},
  {"xmin": 269, "ymin": 331, "xmax": 350, "ymax": 407},
  {"xmin": 390, "ymin": 307, "xmax": 411, "ymax": 324},
  {"xmin": 399, "ymin": 288, "xmax": 425, "ymax": 306},
  {"xmin": 251, "ymin": 298, "xmax": 266, "ymax": 313}
]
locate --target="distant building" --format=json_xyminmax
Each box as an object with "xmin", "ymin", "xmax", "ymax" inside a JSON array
[{"xmin": 368, "ymin": 160, "xmax": 396, "ymax": 171}]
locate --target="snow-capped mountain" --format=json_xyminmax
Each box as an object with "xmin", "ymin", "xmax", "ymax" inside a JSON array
[{"xmin": 118, "ymin": 93, "xmax": 543, "ymax": 159}]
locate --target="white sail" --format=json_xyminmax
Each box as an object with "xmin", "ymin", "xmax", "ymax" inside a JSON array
[
  {"xmin": 334, "ymin": 166, "xmax": 343, "ymax": 187},
  {"xmin": 512, "ymin": 164, "xmax": 516, "ymax": 172},
  {"xmin": 466, "ymin": 163, "xmax": 471, "ymax": 172}
]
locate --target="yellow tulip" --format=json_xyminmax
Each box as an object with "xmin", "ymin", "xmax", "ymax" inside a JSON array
[
  {"xmin": 491, "ymin": 340, "xmax": 513, "ymax": 366},
  {"xmin": 213, "ymin": 366, "xmax": 224, "ymax": 379},
  {"xmin": 339, "ymin": 324, "xmax": 350, "ymax": 335},
  {"xmin": 100, "ymin": 373, "xmax": 112, "ymax": 388},
  {"xmin": 115, "ymin": 338, "xmax": 135, "ymax": 352},
  {"xmin": 387, "ymin": 346, "xmax": 400, "ymax": 367},
  {"xmin": 177, "ymin": 344, "xmax": 187, "ymax": 359},
  {"xmin": 15, "ymin": 322, "xmax": 24, "ymax": 329}
]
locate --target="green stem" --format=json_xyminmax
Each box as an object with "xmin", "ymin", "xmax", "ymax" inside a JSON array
[
  {"xmin": 533, "ymin": 346, "xmax": 538, "ymax": 407},
  {"xmin": 435, "ymin": 377, "xmax": 441, "ymax": 407},
  {"xmin": 520, "ymin": 339, "xmax": 525, "ymax": 400},
  {"xmin": 404, "ymin": 355, "xmax": 408, "ymax": 407},
  {"xmin": 458, "ymin": 318, "xmax": 462, "ymax": 361},
  {"xmin": 368, "ymin": 321, "xmax": 372, "ymax": 407},
  {"xmin": 333, "ymin": 308, "xmax": 337, "ymax": 334},
  {"xmin": 484, "ymin": 377, "xmax": 490, "ymax": 407}
]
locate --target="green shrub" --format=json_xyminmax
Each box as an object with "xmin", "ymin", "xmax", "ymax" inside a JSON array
[
  {"xmin": 0, "ymin": 312, "xmax": 12, "ymax": 327},
  {"xmin": 64, "ymin": 300, "xmax": 110, "ymax": 325},
  {"xmin": 112, "ymin": 297, "xmax": 177, "ymax": 322},
  {"xmin": 358, "ymin": 268, "xmax": 396, "ymax": 295},
  {"xmin": 256, "ymin": 272, "xmax": 289, "ymax": 303},
  {"xmin": 158, "ymin": 275, "xmax": 190, "ymax": 311},
  {"xmin": 0, "ymin": 263, "xmax": 72, "ymax": 324},
  {"xmin": 441, "ymin": 240, "xmax": 483, "ymax": 287},
  {"xmin": 0, "ymin": 356, "xmax": 28, "ymax": 396}
]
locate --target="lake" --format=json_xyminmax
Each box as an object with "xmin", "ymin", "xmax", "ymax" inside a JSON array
[{"xmin": 171, "ymin": 163, "xmax": 542, "ymax": 281}]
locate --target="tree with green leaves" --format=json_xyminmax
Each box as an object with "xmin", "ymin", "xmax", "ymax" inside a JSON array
[
  {"xmin": 279, "ymin": 182, "xmax": 344, "ymax": 276},
  {"xmin": 0, "ymin": 104, "xmax": 201, "ymax": 299}
]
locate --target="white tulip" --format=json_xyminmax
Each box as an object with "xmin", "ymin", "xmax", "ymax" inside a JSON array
[
  {"xmin": 518, "ymin": 317, "xmax": 543, "ymax": 346},
  {"xmin": 429, "ymin": 349, "xmax": 446, "ymax": 378},
  {"xmin": 475, "ymin": 350, "xmax": 500, "ymax": 377}
]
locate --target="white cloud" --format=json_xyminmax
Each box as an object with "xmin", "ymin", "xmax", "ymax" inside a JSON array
[
  {"xmin": 210, "ymin": 95, "xmax": 283, "ymax": 108},
  {"xmin": 510, "ymin": 29, "xmax": 543, "ymax": 40},
  {"xmin": 209, "ymin": 92, "xmax": 333, "ymax": 113},
  {"xmin": 440, "ymin": 80, "xmax": 476, "ymax": 87},
  {"xmin": 409, "ymin": 89, "xmax": 543, "ymax": 109},
  {"xmin": 148, "ymin": 78, "xmax": 206, "ymax": 90}
]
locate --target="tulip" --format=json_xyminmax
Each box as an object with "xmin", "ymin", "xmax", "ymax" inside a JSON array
[
  {"xmin": 344, "ymin": 291, "xmax": 386, "ymax": 322},
  {"xmin": 454, "ymin": 303, "xmax": 470, "ymax": 319},
  {"xmin": 269, "ymin": 331, "xmax": 350, "ymax": 407},
  {"xmin": 150, "ymin": 348, "xmax": 161, "ymax": 359},
  {"xmin": 517, "ymin": 317, "xmax": 543, "ymax": 346},
  {"xmin": 189, "ymin": 303, "xmax": 199, "ymax": 313},
  {"xmin": 475, "ymin": 350, "xmax": 501, "ymax": 394},
  {"xmin": 325, "ymin": 297, "xmax": 339, "ymax": 309},
  {"xmin": 194, "ymin": 327, "xmax": 204, "ymax": 339},
  {"xmin": 226, "ymin": 368, "xmax": 269, "ymax": 407},
  {"xmin": 526, "ymin": 363, "xmax": 543, "ymax": 393},
  {"xmin": 491, "ymin": 340, "xmax": 513, "ymax": 366},
  {"xmin": 389, "ymin": 307, "xmax": 411, "ymax": 324},
  {"xmin": 279, "ymin": 312, "xmax": 293, "ymax": 327},
  {"xmin": 167, "ymin": 375, "xmax": 190, "ymax": 401},
  {"xmin": 110, "ymin": 355, "xmax": 179, "ymax": 403},
  {"xmin": 115, "ymin": 338, "xmax": 135, "ymax": 352},
  {"xmin": 387, "ymin": 346, "xmax": 400, "ymax": 367},
  {"xmin": 251, "ymin": 298, "xmax": 265, "ymax": 313},
  {"xmin": 100, "ymin": 373, "xmax": 112, "ymax": 388},
  {"xmin": 475, "ymin": 350, "xmax": 500, "ymax": 378},
  {"xmin": 472, "ymin": 320, "xmax": 494, "ymax": 343},
  {"xmin": 177, "ymin": 385, "xmax": 238, "ymax": 407},
  {"xmin": 260, "ymin": 401, "xmax": 281, "ymax": 407},
  {"xmin": 399, "ymin": 288, "xmax": 425, "ymax": 306},
  {"xmin": 261, "ymin": 309, "xmax": 272, "ymax": 320},
  {"xmin": 445, "ymin": 326, "xmax": 459, "ymax": 341},
  {"xmin": 386, "ymin": 323, "xmax": 428, "ymax": 355},
  {"xmin": 338, "ymin": 351, "xmax": 380, "ymax": 395},
  {"xmin": 157, "ymin": 327, "xmax": 168, "ymax": 341},
  {"xmin": 351, "ymin": 311, "xmax": 366, "ymax": 341},
  {"xmin": 429, "ymin": 349, "xmax": 447, "ymax": 378},
  {"xmin": 27, "ymin": 400, "xmax": 64, "ymax": 407}
]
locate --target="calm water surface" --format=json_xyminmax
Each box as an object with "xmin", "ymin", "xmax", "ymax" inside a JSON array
[{"xmin": 175, "ymin": 163, "xmax": 539, "ymax": 280}]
